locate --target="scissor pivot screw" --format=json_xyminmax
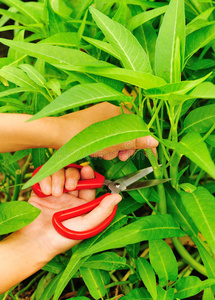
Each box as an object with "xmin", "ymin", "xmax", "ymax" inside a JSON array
[{"xmin": 114, "ymin": 183, "xmax": 120, "ymax": 188}]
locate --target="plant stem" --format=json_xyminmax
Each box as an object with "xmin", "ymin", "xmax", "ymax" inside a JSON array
[
  {"xmin": 144, "ymin": 149, "xmax": 167, "ymax": 214},
  {"xmin": 172, "ymin": 237, "xmax": 207, "ymax": 276}
]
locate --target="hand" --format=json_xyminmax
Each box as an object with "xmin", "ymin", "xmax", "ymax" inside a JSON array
[
  {"xmin": 57, "ymin": 102, "xmax": 159, "ymax": 160},
  {"xmin": 38, "ymin": 166, "xmax": 80, "ymax": 198},
  {"xmin": 19, "ymin": 165, "xmax": 122, "ymax": 259}
]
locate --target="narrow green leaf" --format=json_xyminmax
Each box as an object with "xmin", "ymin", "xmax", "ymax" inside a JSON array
[
  {"xmin": 120, "ymin": 287, "xmax": 151, "ymax": 300},
  {"xmin": 164, "ymin": 133, "xmax": 215, "ymax": 179},
  {"xmin": 0, "ymin": 201, "xmax": 40, "ymax": 234},
  {"xmin": 126, "ymin": 5, "xmax": 167, "ymax": 31},
  {"xmin": 155, "ymin": 0, "xmax": 185, "ymax": 83},
  {"xmin": 82, "ymin": 36, "xmax": 121, "ymax": 60},
  {"xmin": 81, "ymin": 214, "xmax": 184, "ymax": 257},
  {"xmin": 186, "ymin": 7, "xmax": 215, "ymax": 35},
  {"xmin": 82, "ymin": 252, "xmax": 127, "ymax": 271},
  {"xmin": 90, "ymin": 7, "xmax": 152, "ymax": 73},
  {"xmin": 80, "ymin": 268, "xmax": 107, "ymax": 300},
  {"xmin": 0, "ymin": 38, "xmax": 96, "ymax": 66},
  {"xmin": 136, "ymin": 257, "xmax": 157, "ymax": 300},
  {"xmin": 185, "ymin": 24, "xmax": 215, "ymax": 63},
  {"xmin": 41, "ymin": 32, "xmax": 80, "ymax": 48},
  {"xmin": 166, "ymin": 186, "xmax": 198, "ymax": 237},
  {"xmin": 23, "ymin": 114, "xmax": 150, "ymax": 188},
  {"xmin": 184, "ymin": 104, "xmax": 215, "ymax": 133},
  {"xmin": 29, "ymin": 83, "xmax": 131, "ymax": 121},
  {"xmin": 203, "ymin": 287, "xmax": 214, "ymax": 300},
  {"xmin": 1, "ymin": 0, "xmax": 41, "ymax": 23},
  {"xmin": 19, "ymin": 64, "xmax": 46, "ymax": 87},
  {"xmin": 40, "ymin": 272, "xmax": 63, "ymax": 300},
  {"xmin": 175, "ymin": 277, "xmax": 215, "ymax": 299},
  {"xmin": 63, "ymin": 64, "xmax": 166, "ymax": 89},
  {"xmin": 0, "ymin": 66, "xmax": 40, "ymax": 89},
  {"xmin": 181, "ymin": 187, "xmax": 215, "ymax": 255},
  {"xmin": 188, "ymin": 82, "xmax": 215, "ymax": 99},
  {"xmin": 149, "ymin": 240, "xmax": 178, "ymax": 286}
]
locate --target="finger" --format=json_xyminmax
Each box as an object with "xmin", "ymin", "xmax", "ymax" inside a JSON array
[
  {"xmin": 51, "ymin": 169, "xmax": 65, "ymax": 197},
  {"xmin": 81, "ymin": 194, "xmax": 122, "ymax": 231},
  {"xmin": 65, "ymin": 167, "xmax": 80, "ymax": 191},
  {"xmin": 91, "ymin": 136, "xmax": 159, "ymax": 158},
  {"xmin": 39, "ymin": 176, "xmax": 52, "ymax": 195},
  {"xmin": 79, "ymin": 165, "xmax": 96, "ymax": 201},
  {"xmin": 100, "ymin": 151, "xmax": 119, "ymax": 161},
  {"xmin": 118, "ymin": 149, "xmax": 136, "ymax": 161}
]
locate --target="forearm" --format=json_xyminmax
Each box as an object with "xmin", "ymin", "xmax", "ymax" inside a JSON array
[
  {"xmin": 0, "ymin": 113, "xmax": 60, "ymax": 152},
  {"xmin": 0, "ymin": 232, "xmax": 51, "ymax": 294},
  {"xmin": 0, "ymin": 103, "xmax": 122, "ymax": 153}
]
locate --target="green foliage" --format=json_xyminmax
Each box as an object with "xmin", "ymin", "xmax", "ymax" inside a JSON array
[{"xmin": 0, "ymin": 0, "xmax": 215, "ymax": 299}]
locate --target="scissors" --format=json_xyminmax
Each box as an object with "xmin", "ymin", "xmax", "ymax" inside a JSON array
[{"xmin": 32, "ymin": 163, "xmax": 170, "ymax": 240}]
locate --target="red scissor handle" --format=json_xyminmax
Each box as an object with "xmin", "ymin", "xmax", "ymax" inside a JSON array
[
  {"xmin": 32, "ymin": 164, "xmax": 117, "ymax": 240},
  {"xmin": 32, "ymin": 163, "xmax": 105, "ymax": 198},
  {"xmin": 52, "ymin": 193, "xmax": 117, "ymax": 239}
]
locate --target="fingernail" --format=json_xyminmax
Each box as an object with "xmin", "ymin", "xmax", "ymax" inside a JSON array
[
  {"xmin": 112, "ymin": 194, "xmax": 122, "ymax": 205},
  {"xmin": 147, "ymin": 136, "xmax": 158, "ymax": 148},
  {"xmin": 66, "ymin": 179, "xmax": 76, "ymax": 190},
  {"xmin": 54, "ymin": 186, "xmax": 61, "ymax": 196},
  {"xmin": 43, "ymin": 185, "xmax": 51, "ymax": 195}
]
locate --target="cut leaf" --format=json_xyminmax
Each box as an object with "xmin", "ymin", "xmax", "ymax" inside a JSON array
[
  {"xmin": 23, "ymin": 114, "xmax": 150, "ymax": 188},
  {"xmin": 90, "ymin": 7, "xmax": 152, "ymax": 73},
  {"xmin": 181, "ymin": 187, "xmax": 215, "ymax": 255}
]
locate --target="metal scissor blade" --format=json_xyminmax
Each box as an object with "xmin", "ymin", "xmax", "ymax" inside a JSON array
[
  {"xmin": 124, "ymin": 178, "xmax": 171, "ymax": 191},
  {"xmin": 115, "ymin": 165, "xmax": 161, "ymax": 188}
]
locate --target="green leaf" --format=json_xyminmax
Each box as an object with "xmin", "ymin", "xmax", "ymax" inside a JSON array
[
  {"xmin": 155, "ymin": 0, "xmax": 185, "ymax": 83},
  {"xmin": 29, "ymin": 83, "xmax": 131, "ymax": 121},
  {"xmin": 41, "ymin": 32, "xmax": 80, "ymax": 48},
  {"xmin": 126, "ymin": 5, "xmax": 167, "ymax": 31},
  {"xmin": 181, "ymin": 187, "xmax": 215, "ymax": 255},
  {"xmin": 65, "ymin": 64, "xmax": 166, "ymax": 89},
  {"xmin": 120, "ymin": 287, "xmax": 151, "ymax": 300},
  {"xmin": 80, "ymin": 214, "xmax": 184, "ymax": 257},
  {"xmin": 0, "ymin": 38, "xmax": 96, "ymax": 66},
  {"xmin": 82, "ymin": 36, "xmax": 121, "ymax": 60},
  {"xmin": 90, "ymin": 7, "xmax": 152, "ymax": 73},
  {"xmin": 23, "ymin": 114, "xmax": 150, "ymax": 188},
  {"xmin": 19, "ymin": 64, "xmax": 46, "ymax": 87},
  {"xmin": 53, "ymin": 213, "xmax": 127, "ymax": 300},
  {"xmin": 203, "ymin": 287, "xmax": 214, "ymax": 300},
  {"xmin": 45, "ymin": 0, "xmax": 65, "ymax": 35},
  {"xmin": 0, "ymin": 66, "xmax": 40, "ymax": 89},
  {"xmin": 136, "ymin": 258, "xmax": 157, "ymax": 299},
  {"xmin": 186, "ymin": 7, "xmax": 215, "ymax": 35},
  {"xmin": 1, "ymin": 0, "xmax": 41, "ymax": 23},
  {"xmin": 40, "ymin": 272, "xmax": 63, "ymax": 300},
  {"xmin": 184, "ymin": 104, "xmax": 215, "ymax": 133},
  {"xmin": 80, "ymin": 268, "xmax": 107, "ymax": 300},
  {"xmin": 82, "ymin": 252, "xmax": 127, "ymax": 271},
  {"xmin": 157, "ymin": 286, "xmax": 174, "ymax": 300},
  {"xmin": 175, "ymin": 276, "xmax": 215, "ymax": 299},
  {"xmin": 164, "ymin": 133, "xmax": 215, "ymax": 179},
  {"xmin": 185, "ymin": 24, "xmax": 215, "ymax": 64},
  {"xmin": 145, "ymin": 73, "xmax": 210, "ymax": 101},
  {"xmin": 149, "ymin": 240, "xmax": 178, "ymax": 286},
  {"xmin": 0, "ymin": 201, "xmax": 40, "ymax": 234},
  {"xmin": 188, "ymin": 82, "xmax": 215, "ymax": 99}
]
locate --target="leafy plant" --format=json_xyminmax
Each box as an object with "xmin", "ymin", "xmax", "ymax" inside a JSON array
[{"xmin": 0, "ymin": 0, "xmax": 215, "ymax": 299}]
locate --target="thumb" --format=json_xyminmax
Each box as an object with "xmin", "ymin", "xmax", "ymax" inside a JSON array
[{"xmin": 81, "ymin": 194, "xmax": 122, "ymax": 231}]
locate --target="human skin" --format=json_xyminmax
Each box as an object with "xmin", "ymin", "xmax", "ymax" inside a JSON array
[{"xmin": 0, "ymin": 165, "xmax": 122, "ymax": 294}]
